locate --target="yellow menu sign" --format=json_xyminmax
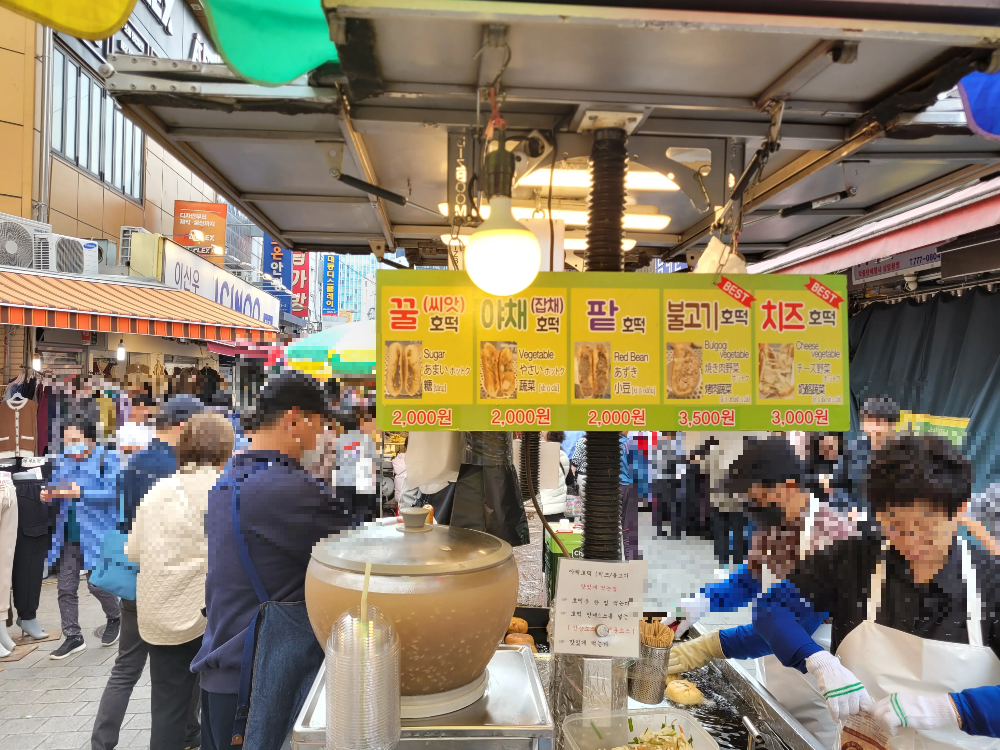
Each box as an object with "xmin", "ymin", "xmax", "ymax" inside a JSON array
[{"xmin": 377, "ymin": 271, "xmax": 849, "ymax": 431}]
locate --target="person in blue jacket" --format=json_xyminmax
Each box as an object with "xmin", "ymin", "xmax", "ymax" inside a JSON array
[
  {"xmin": 752, "ymin": 434, "xmax": 1000, "ymax": 744},
  {"xmin": 43, "ymin": 415, "xmax": 122, "ymax": 660}
]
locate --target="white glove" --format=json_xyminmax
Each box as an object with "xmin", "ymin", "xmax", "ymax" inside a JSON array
[
  {"xmin": 675, "ymin": 593, "xmax": 711, "ymax": 638},
  {"xmin": 806, "ymin": 651, "xmax": 875, "ymax": 722},
  {"xmin": 873, "ymin": 693, "xmax": 959, "ymax": 736}
]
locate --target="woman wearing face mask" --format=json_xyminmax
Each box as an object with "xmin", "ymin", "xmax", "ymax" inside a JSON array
[
  {"xmin": 127, "ymin": 413, "xmax": 235, "ymax": 750},
  {"xmin": 43, "ymin": 416, "xmax": 123, "ymax": 660}
]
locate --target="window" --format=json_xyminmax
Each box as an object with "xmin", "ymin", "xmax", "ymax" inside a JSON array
[{"xmin": 51, "ymin": 44, "xmax": 143, "ymax": 203}]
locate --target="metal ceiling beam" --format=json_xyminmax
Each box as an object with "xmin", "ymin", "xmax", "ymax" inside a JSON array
[
  {"xmin": 118, "ymin": 102, "xmax": 292, "ymax": 248},
  {"xmin": 242, "ymin": 194, "xmax": 369, "ymax": 203},
  {"xmin": 377, "ymin": 82, "xmax": 865, "ymax": 118},
  {"xmin": 351, "ymin": 106, "xmax": 557, "ymax": 131},
  {"xmin": 845, "ymin": 151, "xmax": 1000, "ymax": 162},
  {"xmin": 750, "ymin": 208, "xmax": 867, "ymax": 218},
  {"xmin": 332, "ymin": 0, "xmax": 1000, "ymax": 47},
  {"xmin": 639, "ymin": 118, "xmax": 845, "ymax": 144},
  {"xmin": 754, "ymin": 40, "xmax": 858, "ymax": 111},
  {"xmin": 167, "ymin": 128, "xmax": 343, "ymax": 142},
  {"xmin": 105, "ymin": 74, "xmax": 338, "ymax": 100},
  {"xmin": 744, "ymin": 122, "xmax": 885, "ymax": 213},
  {"xmin": 284, "ymin": 231, "xmax": 385, "ymax": 241},
  {"xmin": 336, "ymin": 88, "xmax": 396, "ymax": 250}
]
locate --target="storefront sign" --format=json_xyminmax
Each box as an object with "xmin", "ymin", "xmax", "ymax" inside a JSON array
[
  {"xmin": 291, "ymin": 252, "xmax": 310, "ymax": 318},
  {"xmin": 376, "ymin": 270, "xmax": 849, "ymax": 431},
  {"xmin": 852, "ymin": 246, "xmax": 941, "ymax": 284},
  {"xmin": 173, "ymin": 201, "xmax": 228, "ymax": 266},
  {"xmin": 551, "ymin": 559, "xmax": 646, "ymax": 658},
  {"xmin": 446, "ymin": 130, "xmax": 473, "ymax": 225},
  {"xmin": 262, "ymin": 235, "xmax": 293, "ymax": 314},
  {"xmin": 322, "ymin": 254, "xmax": 339, "ymax": 315},
  {"xmin": 162, "ymin": 239, "xmax": 279, "ymax": 326}
]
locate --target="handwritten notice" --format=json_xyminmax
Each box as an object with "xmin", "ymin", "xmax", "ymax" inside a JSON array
[{"xmin": 552, "ymin": 559, "xmax": 647, "ymax": 658}]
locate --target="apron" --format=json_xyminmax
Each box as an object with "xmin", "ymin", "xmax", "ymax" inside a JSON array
[
  {"xmin": 836, "ymin": 537, "xmax": 1000, "ymax": 750},
  {"xmin": 756, "ymin": 494, "xmax": 840, "ymax": 749}
]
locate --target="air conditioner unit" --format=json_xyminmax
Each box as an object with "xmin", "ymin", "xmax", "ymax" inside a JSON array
[
  {"xmin": 86, "ymin": 238, "xmax": 121, "ymax": 271},
  {"xmin": 0, "ymin": 212, "xmax": 51, "ymax": 269},
  {"xmin": 33, "ymin": 234, "xmax": 100, "ymax": 276},
  {"xmin": 119, "ymin": 226, "xmax": 150, "ymax": 265}
]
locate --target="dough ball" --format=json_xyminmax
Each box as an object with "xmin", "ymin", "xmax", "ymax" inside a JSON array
[
  {"xmin": 504, "ymin": 633, "xmax": 537, "ymax": 652},
  {"xmin": 508, "ymin": 617, "xmax": 529, "ymax": 634},
  {"xmin": 665, "ymin": 678, "xmax": 703, "ymax": 705}
]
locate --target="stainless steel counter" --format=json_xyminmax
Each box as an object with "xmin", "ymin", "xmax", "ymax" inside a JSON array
[{"xmin": 293, "ymin": 645, "xmax": 553, "ymax": 750}]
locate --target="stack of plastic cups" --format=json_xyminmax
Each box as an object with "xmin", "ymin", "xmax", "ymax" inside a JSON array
[{"xmin": 326, "ymin": 604, "xmax": 401, "ymax": 750}]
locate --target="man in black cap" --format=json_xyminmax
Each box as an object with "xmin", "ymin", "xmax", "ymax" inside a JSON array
[{"xmin": 192, "ymin": 372, "xmax": 363, "ymax": 750}]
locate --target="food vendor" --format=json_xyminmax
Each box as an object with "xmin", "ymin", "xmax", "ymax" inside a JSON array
[
  {"xmin": 751, "ymin": 434, "xmax": 1000, "ymax": 746},
  {"xmin": 669, "ymin": 436, "xmax": 859, "ymax": 748}
]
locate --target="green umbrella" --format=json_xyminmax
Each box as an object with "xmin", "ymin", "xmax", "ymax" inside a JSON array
[
  {"xmin": 201, "ymin": 0, "xmax": 339, "ymax": 85},
  {"xmin": 286, "ymin": 320, "xmax": 377, "ymax": 377}
]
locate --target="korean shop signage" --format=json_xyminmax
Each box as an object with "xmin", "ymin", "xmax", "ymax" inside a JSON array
[{"xmin": 376, "ymin": 271, "xmax": 849, "ymax": 431}]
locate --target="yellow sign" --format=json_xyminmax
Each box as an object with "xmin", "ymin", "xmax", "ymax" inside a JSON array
[{"xmin": 377, "ymin": 271, "xmax": 850, "ymax": 431}]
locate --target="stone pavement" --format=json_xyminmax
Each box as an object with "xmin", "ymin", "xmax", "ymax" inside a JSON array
[
  {"xmin": 0, "ymin": 575, "xmax": 152, "ymax": 750},
  {"xmin": 0, "ymin": 511, "xmax": 750, "ymax": 750}
]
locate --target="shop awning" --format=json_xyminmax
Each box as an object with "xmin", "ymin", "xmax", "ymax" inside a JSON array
[
  {"xmin": 749, "ymin": 178, "xmax": 1000, "ymax": 275},
  {"xmin": 0, "ymin": 270, "xmax": 277, "ymax": 343},
  {"xmin": 207, "ymin": 341, "xmax": 273, "ymax": 358}
]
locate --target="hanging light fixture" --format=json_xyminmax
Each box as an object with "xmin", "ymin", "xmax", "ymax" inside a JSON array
[
  {"xmin": 31, "ymin": 355, "xmax": 41, "ymax": 371},
  {"xmin": 463, "ymin": 124, "xmax": 541, "ymax": 296},
  {"xmin": 116, "ymin": 338, "xmax": 126, "ymax": 361}
]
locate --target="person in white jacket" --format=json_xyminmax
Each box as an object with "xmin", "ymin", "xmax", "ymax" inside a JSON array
[
  {"xmin": 126, "ymin": 413, "xmax": 235, "ymax": 750},
  {"xmin": 538, "ymin": 431, "xmax": 570, "ymax": 519}
]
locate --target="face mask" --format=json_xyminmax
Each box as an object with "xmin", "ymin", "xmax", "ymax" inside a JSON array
[{"xmin": 65, "ymin": 444, "xmax": 88, "ymax": 456}]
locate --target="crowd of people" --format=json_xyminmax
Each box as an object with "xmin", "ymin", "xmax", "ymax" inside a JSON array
[
  {"xmin": 4, "ymin": 380, "xmax": 1000, "ymax": 750},
  {"xmin": 2, "ymin": 371, "xmax": 376, "ymax": 750}
]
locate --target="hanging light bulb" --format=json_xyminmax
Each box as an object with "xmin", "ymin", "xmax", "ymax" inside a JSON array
[
  {"xmin": 31, "ymin": 355, "xmax": 41, "ymax": 371},
  {"xmin": 464, "ymin": 196, "xmax": 541, "ymax": 296},
  {"xmin": 463, "ymin": 129, "xmax": 541, "ymax": 296},
  {"xmin": 116, "ymin": 338, "xmax": 126, "ymax": 361}
]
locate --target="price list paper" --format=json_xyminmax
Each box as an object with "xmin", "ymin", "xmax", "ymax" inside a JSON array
[
  {"xmin": 376, "ymin": 270, "xmax": 849, "ymax": 431},
  {"xmin": 551, "ymin": 559, "xmax": 648, "ymax": 658}
]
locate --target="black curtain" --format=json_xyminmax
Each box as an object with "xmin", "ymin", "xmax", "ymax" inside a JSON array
[{"xmin": 848, "ymin": 287, "xmax": 1000, "ymax": 490}]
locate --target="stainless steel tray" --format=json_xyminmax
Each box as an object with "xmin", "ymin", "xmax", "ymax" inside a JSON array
[{"xmin": 293, "ymin": 645, "xmax": 554, "ymax": 750}]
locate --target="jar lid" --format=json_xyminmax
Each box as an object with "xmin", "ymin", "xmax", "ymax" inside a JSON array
[{"xmin": 311, "ymin": 508, "xmax": 513, "ymax": 576}]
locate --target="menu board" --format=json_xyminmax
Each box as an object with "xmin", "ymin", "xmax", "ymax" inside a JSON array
[
  {"xmin": 377, "ymin": 271, "xmax": 849, "ymax": 431},
  {"xmin": 551, "ymin": 559, "xmax": 647, "ymax": 658}
]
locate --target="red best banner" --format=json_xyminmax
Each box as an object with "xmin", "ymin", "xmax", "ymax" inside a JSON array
[
  {"xmin": 715, "ymin": 276, "xmax": 756, "ymax": 307},
  {"xmin": 806, "ymin": 277, "xmax": 844, "ymax": 308}
]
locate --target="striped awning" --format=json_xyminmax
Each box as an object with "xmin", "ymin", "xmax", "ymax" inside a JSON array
[{"xmin": 0, "ymin": 270, "xmax": 277, "ymax": 343}]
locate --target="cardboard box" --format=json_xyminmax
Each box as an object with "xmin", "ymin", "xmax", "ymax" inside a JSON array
[{"xmin": 543, "ymin": 528, "xmax": 584, "ymax": 605}]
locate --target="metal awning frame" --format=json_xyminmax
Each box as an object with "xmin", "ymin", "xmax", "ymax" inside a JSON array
[{"xmin": 100, "ymin": 3, "xmax": 1000, "ymax": 268}]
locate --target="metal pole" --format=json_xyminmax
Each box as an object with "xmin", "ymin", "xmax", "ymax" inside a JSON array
[{"xmin": 35, "ymin": 27, "xmax": 53, "ymax": 223}]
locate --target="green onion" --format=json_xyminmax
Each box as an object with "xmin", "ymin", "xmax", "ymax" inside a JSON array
[
  {"xmin": 688, "ymin": 737, "xmax": 694, "ymax": 745},
  {"xmin": 591, "ymin": 721, "xmax": 603, "ymax": 740},
  {"xmin": 629, "ymin": 719, "xmax": 634, "ymax": 733}
]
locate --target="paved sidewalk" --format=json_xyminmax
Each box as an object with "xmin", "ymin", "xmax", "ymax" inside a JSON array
[{"xmin": 0, "ymin": 576, "xmax": 152, "ymax": 750}]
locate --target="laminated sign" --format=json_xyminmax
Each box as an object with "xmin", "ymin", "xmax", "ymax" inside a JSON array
[{"xmin": 376, "ymin": 271, "xmax": 849, "ymax": 431}]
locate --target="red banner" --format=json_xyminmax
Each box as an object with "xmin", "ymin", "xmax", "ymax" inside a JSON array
[
  {"xmin": 806, "ymin": 277, "xmax": 844, "ymax": 308},
  {"xmin": 715, "ymin": 276, "xmax": 756, "ymax": 307},
  {"xmin": 291, "ymin": 252, "xmax": 310, "ymax": 318}
]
